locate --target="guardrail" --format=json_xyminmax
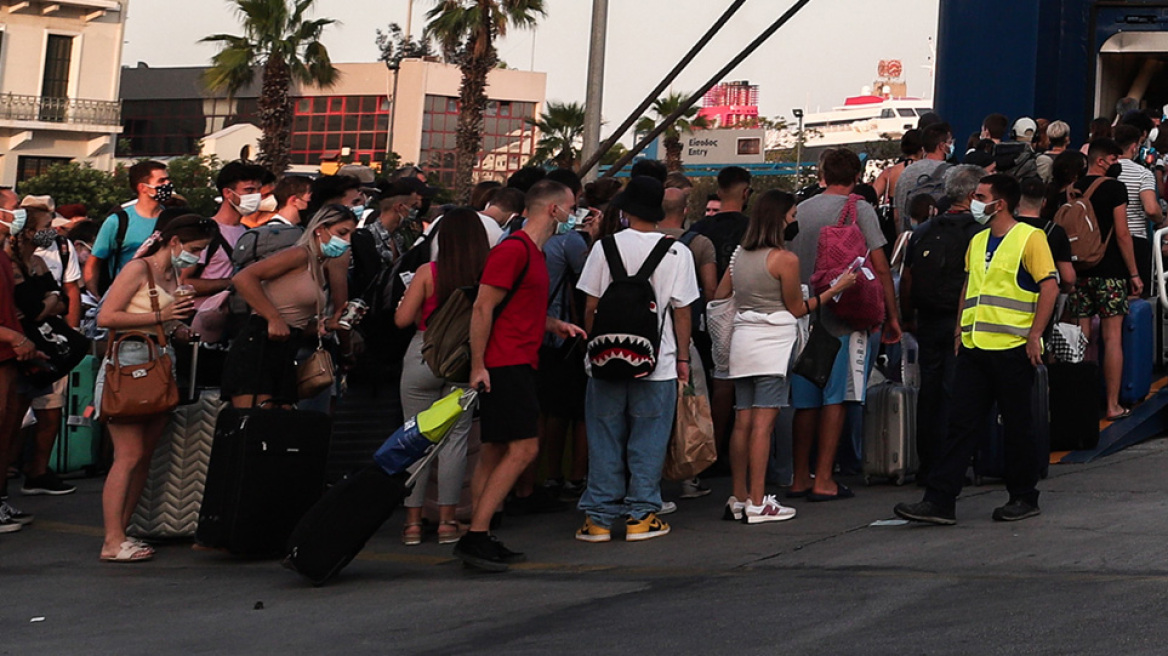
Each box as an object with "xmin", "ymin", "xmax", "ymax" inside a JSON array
[{"xmin": 0, "ymin": 93, "xmax": 121, "ymax": 127}]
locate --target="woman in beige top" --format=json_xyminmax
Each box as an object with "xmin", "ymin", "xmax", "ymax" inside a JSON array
[
  {"xmin": 714, "ymin": 191, "xmax": 855, "ymax": 525},
  {"xmin": 227, "ymin": 204, "xmax": 357, "ymax": 408},
  {"xmin": 96, "ymin": 215, "xmax": 216, "ymax": 562}
]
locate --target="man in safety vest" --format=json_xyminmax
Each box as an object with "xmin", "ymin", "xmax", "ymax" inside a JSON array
[{"xmin": 894, "ymin": 174, "xmax": 1058, "ymax": 525}]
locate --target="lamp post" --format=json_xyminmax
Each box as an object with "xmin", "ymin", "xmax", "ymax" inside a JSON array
[
  {"xmin": 792, "ymin": 107, "xmax": 805, "ymax": 187},
  {"xmin": 579, "ymin": 0, "xmax": 609, "ymax": 181}
]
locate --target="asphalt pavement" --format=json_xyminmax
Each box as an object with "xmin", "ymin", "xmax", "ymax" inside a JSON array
[{"xmin": 5, "ymin": 437, "xmax": 1168, "ymax": 655}]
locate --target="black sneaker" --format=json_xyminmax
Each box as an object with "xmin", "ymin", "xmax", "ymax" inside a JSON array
[
  {"xmin": 488, "ymin": 535, "xmax": 526, "ymax": 564},
  {"xmin": 992, "ymin": 499, "xmax": 1041, "ymax": 522},
  {"xmin": 21, "ymin": 471, "xmax": 76, "ymax": 496},
  {"xmin": 453, "ymin": 533, "xmax": 509, "ymax": 572},
  {"xmin": 893, "ymin": 501, "xmax": 956, "ymax": 525}
]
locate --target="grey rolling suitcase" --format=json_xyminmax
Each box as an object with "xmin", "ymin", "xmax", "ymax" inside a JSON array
[
  {"xmin": 862, "ymin": 381, "xmax": 919, "ymax": 486},
  {"xmin": 129, "ymin": 342, "xmax": 225, "ymax": 539}
]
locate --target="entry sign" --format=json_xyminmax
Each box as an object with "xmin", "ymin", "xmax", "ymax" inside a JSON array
[{"xmin": 672, "ymin": 128, "xmax": 766, "ymax": 165}]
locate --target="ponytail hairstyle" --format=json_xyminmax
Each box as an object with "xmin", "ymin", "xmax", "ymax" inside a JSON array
[
  {"xmin": 434, "ymin": 206, "xmax": 488, "ymax": 305},
  {"xmin": 297, "ymin": 203, "xmax": 357, "ymax": 256},
  {"xmin": 137, "ymin": 214, "xmax": 218, "ymax": 257}
]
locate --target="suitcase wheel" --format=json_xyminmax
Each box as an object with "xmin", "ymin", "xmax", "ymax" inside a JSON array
[
  {"xmin": 895, "ymin": 474, "xmax": 906, "ymax": 486},
  {"xmin": 863, "ymin": 475, "xmax": 872, "ymax": 486}
]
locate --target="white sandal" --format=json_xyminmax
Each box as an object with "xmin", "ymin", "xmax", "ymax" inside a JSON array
[{"xmin": 100, "ymin": 540, "xmax": 154, "ymax": 563}]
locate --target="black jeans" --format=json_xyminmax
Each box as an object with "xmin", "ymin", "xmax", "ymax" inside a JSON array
[
  {"xmin": 924, "ymin": 346, "xmax": 1040, "ymax": 511},
  {"xmin": 915, "ymin": 312, "xmax": 959, "ymax": 480}
]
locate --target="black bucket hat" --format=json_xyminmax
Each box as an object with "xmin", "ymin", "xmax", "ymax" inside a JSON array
[{"xmin": 610, "ymin": 175, "xmax": 665, "ymax": 223}]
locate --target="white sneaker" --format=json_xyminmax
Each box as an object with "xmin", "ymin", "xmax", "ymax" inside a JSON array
[
  {"xmin": 723, "ymin": 495, "xmax": 745, "ymax": 521},
  {"xmin": 744, "ymin": 495, "xmax": 797, "ymax": 524},
  {"xmin": 0, "ymin": 501, "xmax": 32, "ymax": 526},
  {"xmin": 658, "ymin": 501, "xmax": 677, "ymax": 515},
  {"xmin": 680, "ymin": 477, "xmax": 712, "ymax": 499}
]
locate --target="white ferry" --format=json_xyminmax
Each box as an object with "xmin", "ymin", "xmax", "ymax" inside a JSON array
[{"xmin": 796, "ymin": 94, "xmax": 933, "ymax": 148}]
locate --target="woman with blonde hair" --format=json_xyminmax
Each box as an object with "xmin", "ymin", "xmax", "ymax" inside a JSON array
[{"xmin": 225, "ymin": 204, "xmax": 357, "ymax": 408}]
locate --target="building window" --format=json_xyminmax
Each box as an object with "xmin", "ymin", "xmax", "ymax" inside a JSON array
[
  {"xmin": 120, "ymin": 98, "xmax": 257, "ymax": 157},
  {"xmin": 40, "ymin": 35, "xmax": 74, "ymax": 122},
  {"xmin": 289, "ymin": 95, "xmax": 388, "ymax": 166},
  {"xmin": 17, "ymin": 156, "xmax": 71, "ymax": 183},
  {"xmin": 419, "ymin": 95, "xmax": 536, "ymax": 187}
]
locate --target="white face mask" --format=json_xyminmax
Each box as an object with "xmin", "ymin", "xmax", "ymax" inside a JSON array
[
  {"xmin": 257, "ymin": 195, "xmax": 278, "ymax": 213},
  {"xmin": 232, "ymin": 191, "xmax": 262, "ymax": 215}
]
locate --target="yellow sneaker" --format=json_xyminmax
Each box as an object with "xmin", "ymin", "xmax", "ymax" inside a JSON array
[
  {"xmin": 575, "ymin": 517, "xmax": 612, "ymax": 543},
  {"xmin": 625, "ymin": 513, "xmax": 670, "ymax": 542}
]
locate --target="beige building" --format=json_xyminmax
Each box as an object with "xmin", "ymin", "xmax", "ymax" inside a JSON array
[
  {"xmin": 0, "ymin": 0, "xmax": 125, "ymax": 185},
  {"xmin": 121, "ymin": 59, "xmax": 547, "ymax": 186}
]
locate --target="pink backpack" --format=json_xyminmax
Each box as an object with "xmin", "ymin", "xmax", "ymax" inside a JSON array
[{"xmin": 809, "ymin": 194, "xmax": 886, "ymax": 331}]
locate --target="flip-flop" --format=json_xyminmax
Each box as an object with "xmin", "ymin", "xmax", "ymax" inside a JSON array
[
  {"xmin": 100, "ymin": 540, "xmax": 154, "ymax": 563},
  {"xmin": 807, "ymin": 484, "xmax": 856, "ymax": 502},
  {"xmin": 785, "ymin": 489, "xmax": 811, "ymax": 499},
  {"xmin": 1106, "ymin": 409, "xmax": 1133, "ymax": 421}
]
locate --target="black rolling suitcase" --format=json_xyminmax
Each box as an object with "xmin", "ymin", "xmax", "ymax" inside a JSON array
[
  {"xmin": 284, "ymin": 389, "xmax": 476, "ymax": 585},
  {"xmin": 974, "ymin": 364, "xmax": 1050, "ymax": 484},
  {"xmin": 196, "ymin": 405, "xmax": 332, "ymax": 556},
  {"xmin": 283, "ymin": 465, "xmax": 409, "ymax": 585},
  {"xmin": 1048, "ymin": 362, "xmax": 1101, "ymax": 451}
]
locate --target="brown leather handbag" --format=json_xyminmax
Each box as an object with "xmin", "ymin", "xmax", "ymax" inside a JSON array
[
  {"xmin": 294, "ymin": 250, "xmax": 335, "ymax": 399},
  {"xmin": 100, "ymin": 265, "xmax": 180, "ymax": 421}
]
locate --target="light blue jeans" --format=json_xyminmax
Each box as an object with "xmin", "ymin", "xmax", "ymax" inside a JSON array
[{"xmin": 578, "ymin": 378, "xmax": 677, "ymax": 528}]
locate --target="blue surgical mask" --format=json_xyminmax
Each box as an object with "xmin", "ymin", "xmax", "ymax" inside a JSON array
[
  {"xmin": 350, "ymin": 205, "xmax": 366, "ymax": 219},
  {"xmin": 321, "ymin": 234, "xmax": 350, "ymax": 258},
  {"xmin": 171, "ymin": 248, "xmax": 201, "ymax": 270},
  {"xmin": 970, "ymin": 199, "xmax": 994, "ymax": 225},
  {"xmin": 555, "ymin": 208, "xmax": 578, "ymax": 235},
  {"xmin": 0, "ymin": 208, "xmax": 27, "ymax": 234}
]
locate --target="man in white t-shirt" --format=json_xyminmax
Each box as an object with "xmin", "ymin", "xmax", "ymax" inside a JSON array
[
  {"xmin": 574, "ymin": 176, "xmax": 699, "ymax": 544},
  {"xmin": 1114, "ymin": 124, "xmax": 1163, "ymax": 295}
]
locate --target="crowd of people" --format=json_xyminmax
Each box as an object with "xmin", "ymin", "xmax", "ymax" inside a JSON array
[{"xmin": 0, "ymin": 100, "xmax": 1162, "ymax": 568}]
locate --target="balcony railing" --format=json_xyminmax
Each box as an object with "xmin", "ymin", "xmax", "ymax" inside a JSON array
[{"xmin": 0, "ymin": 94, "xmax": 122, "ymax": 127}]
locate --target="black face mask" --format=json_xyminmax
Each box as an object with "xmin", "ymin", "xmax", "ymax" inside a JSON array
[
  {"xmin": 784, "ymin": 221, "xmax": 800, "ymax": 242},
  {"xmin": 1105, "ymin": 163, "xmax": 1123, "ymax": 178}
]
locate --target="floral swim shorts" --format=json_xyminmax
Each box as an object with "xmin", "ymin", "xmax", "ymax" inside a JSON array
[{"xmin": 1068, "ymin": 277, "xmax": 1129, "ymax": 319}]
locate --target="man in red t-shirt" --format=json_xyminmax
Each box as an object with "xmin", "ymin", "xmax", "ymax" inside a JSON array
[
  {"xmin": 454, "ymin": 180, "xmax": 586, "ymax": 572},
  {"xmin": 0, "ymin": 187, "xmax": 42, "ymax": 532}
]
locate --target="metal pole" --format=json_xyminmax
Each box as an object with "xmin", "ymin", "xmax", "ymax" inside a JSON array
[
  {"xmin": 579, "ymin": 0, "xmax": 608, "ymax": 181},
  {"xmin": 577, "ymin": 0, "xmax": 748, "ymax": 178},
  {"xmin": 602, "ymin": 0, "xmax": 813, "ymax": 178},
  {"xmin": 794, "ymin": 110, "xmax": 804, "ymax": 188},
  {"xmin": 387, "ymin": 65, "xmax": 400, "ymax": 169}
]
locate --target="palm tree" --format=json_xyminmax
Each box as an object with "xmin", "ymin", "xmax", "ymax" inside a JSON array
[
  {"xmin": 425, "ymin": 0, "xmax": 545, "ymax": 201},
  {"xmin": 202, "ymin": 0, "xmax": 340, "ymax": 174},
  {"xmin": 635, "ymin": 92, "xmax": 712, "ymax": 172},
  {"xmin": 527, "ymin": 101, "xmax": 585, "ymax": 169}
]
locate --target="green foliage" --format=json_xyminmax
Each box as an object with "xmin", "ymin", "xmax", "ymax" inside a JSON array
[
  {"xmin": 599, "ymin": 142, "xmax": 628, "ymax": 167},
  {"xmin": 15, "ymin": 156, "xmax": 222, "ymax": 220},
  {"xmin": 167, "ymin": 154, "xmax": 223, "ymax": 217},
  {"xmin": 17, "ymin": 162, "xmax": 129, "ymax": 218},
  {"xmin": 375, "ymin": 22, "xmax": 434, "ymax": 70},
  {"xmin": 682, "ymin": 175, "xmax": 801, "ymax": 226},
  {"xmin": 634, "ymin": 92, "xmax": 711, "ymax": 143},
  {"xmin": 527, "ymin": 101, "xmax": 585, "ymax": 168}
]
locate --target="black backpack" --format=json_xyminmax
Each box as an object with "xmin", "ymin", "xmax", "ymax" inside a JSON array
[
  {"xmin": 96, "ymin": 208, "xmax": 130, "ymax": 295},
  {"xmin": 908, "ymin": 214, "xmax": 981, "ymax": 314},
  {"xmin": 900, "ymin": 162, "xmax": 952, "ymax": 220},
  {"xmin": 587, "ymin": 235, "xmax": 675, "ymax": 380}
]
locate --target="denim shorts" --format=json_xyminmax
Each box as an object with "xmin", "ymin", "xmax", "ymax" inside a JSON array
[
  {"xmin": 791, "ymin": 332, "xmax": 875, "ymax": 408},
  {"xmin": 734, "ymin": 375, "xmax": 790, "ymax": 410},
  {"xmin": 94, "ymin": 338, "xmax": 175, "ymax": 420}
]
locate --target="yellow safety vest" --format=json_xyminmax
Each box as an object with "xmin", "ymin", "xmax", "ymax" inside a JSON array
[{"xmin": 960, "ymin": 223, "xmax": 1041, "ymax": 351}]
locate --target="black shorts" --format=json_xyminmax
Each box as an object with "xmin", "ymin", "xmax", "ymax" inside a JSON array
[
  {"xmin": 221, "ymin": 315, "xmax": 306, "ymax": 402},
  {"xmin": 537, "ymin": 341, "xmax": 587, "ymax": 419},
  {"xmin": 479, "ymin": 365, "xmax": 540, "ymax": 443}
]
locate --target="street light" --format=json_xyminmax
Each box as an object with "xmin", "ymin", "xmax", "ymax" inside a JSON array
[{"xmin": 792, "ymin": 108, "xmax": 804, "ymax": 187}]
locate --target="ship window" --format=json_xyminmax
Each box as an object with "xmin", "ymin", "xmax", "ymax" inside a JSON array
[
  {"xmin": 897, "ymin": 108, "xmax": 916, "ymax": 117},
  {"xmin": 880, "ymin": 109, "xmax": 895, "ymax": 119}
]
